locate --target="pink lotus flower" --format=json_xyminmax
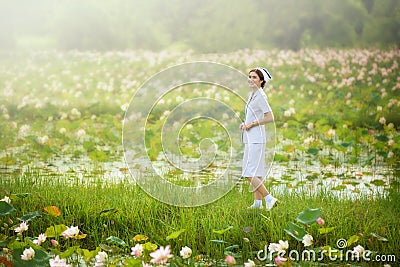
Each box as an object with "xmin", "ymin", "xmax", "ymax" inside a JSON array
[
  {"xmin": 142, "ymin": 262, "xmax": 152, "ymax": 267},
  {"xmin": 268, "ymin": 242, "xmax": 280, "ymax": 253},
  {"xmin": 15, "ymin": 221, "xmax": 29, "ymax": 234},
  {"xmin": 244, "ymin": 259, "xmax": 256, "ymax": 267},
  {"xmin": 274, "ymin": 255, "xmax": 286, "ymax": 266},
  {"xmin": 302, "ymin": 234, "xmax": 314, "ymax": 247},
  {"xmin": 150, "ymin": 245, "xmax": 173, "ymax": 264},
  {"xmin": 0, "ymin": 196, "xmax": 10, "ymax": 203},
  {"xmin": 50, "ymin": 239, "xmax": 59, "ymax": 247},
  {"xmin": 268, "ymin": 240, "xmax": 288, "ymax": 253},
  {"xmin": 180, "ymin": 246, "xmax": 192, "ymax": 259},
  {"xmin": 225, "ymin": 255, "xmax": 236, "ymax": 265},
  {"xmin": 33, "ymin": 233, "xmax": 46, "ymax": 245},
  {"xmin": 21, "ymin": 247, "xmax": 35, "ymax": 261},
  {"xmin": 62, "ymin": 226, "xmax": 80, "ymax": 239},
  {"xmin": 49, "ymin": 255, "xmax": 72, "ymax": 267},
  {"xmin": 38, "ymin": 135, "xmax": 49, "ymax": 145},
  {"xmin": 316, "ymin": 217, "xmax": 325, "ymax": 225},
  {"xmin": 353, "ymin": 245, "xmax": 365, "ymax": 258},
  {"xmin": 94, "ymin": 251, "xmax": 108, "ymax": 265},
  {"xmin": 131, "ymin": 244, "xmax": 143, "ymax": 257}
]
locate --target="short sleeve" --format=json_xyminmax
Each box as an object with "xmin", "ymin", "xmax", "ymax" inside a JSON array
[{"xmin": 258, "ymin": 91, "xmax": 271, "ymax": 114}]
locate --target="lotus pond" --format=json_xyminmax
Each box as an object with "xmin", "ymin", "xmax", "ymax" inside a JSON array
[{"xmin": 0, "ymin": 49, "xmax": 399, "ymax": 266}]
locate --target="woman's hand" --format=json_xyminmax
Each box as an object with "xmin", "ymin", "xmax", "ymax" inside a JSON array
[{"xmin": 243, "ymin": 122, "xmax": 256, "ymax": 131}]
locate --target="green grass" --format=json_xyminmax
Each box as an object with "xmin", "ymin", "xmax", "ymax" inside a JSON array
[{"xmin": 1, "ymin": 169, "xmax": 399, "ymax": 265}]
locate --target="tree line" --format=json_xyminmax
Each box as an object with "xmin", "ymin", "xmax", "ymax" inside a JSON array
[{"xmin": 0, "ymin": 0, "xmax": 399, "ymax": 52}]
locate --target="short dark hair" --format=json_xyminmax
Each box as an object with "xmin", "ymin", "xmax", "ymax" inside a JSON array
[{"xmin": 249, "ymin": 68, "xmax": 266, "ymax": 88}]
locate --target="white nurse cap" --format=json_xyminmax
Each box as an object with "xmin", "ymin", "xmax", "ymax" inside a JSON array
[{"xmin": 256, "ymin": 67, "xmax": 272, "ymax": 82}]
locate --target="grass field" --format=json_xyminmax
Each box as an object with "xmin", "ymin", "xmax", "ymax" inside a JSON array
[
  {"xmin": 0, "ymin": 48, "xmax": 399, "ymax": 266},
  {"xmin": 1, "ymin": 167, "xmax": 399, "ymax": 266}
]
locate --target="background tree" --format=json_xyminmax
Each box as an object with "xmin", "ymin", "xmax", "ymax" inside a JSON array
[{"xmin": 0, "ymin": 0, "xmax": 399, "ymax": 52}]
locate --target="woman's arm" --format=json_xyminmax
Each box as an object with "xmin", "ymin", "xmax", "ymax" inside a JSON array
[{"xmin": 244, "ymin": 111, "xmax": 274, "ymax": 131}]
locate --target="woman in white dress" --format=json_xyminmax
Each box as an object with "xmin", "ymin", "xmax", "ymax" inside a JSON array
[{"xmin": 240, "ymin": 67, "xmax": 277, "ymax": 210}]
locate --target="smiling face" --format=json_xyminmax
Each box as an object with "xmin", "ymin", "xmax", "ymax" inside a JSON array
[{"xmin": 248, "ymin": 71, "xmax": 263, "ymax": 89}]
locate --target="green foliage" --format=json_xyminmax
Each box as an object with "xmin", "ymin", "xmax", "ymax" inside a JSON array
[
  {"xmin": 44, "ymin": 224, "xmax": 67, "ymax": 238},
  {"xmin": 12, "ymin": 248, "xmax": 51, "ymax": 267},
  {"xmin": 0, "ymin": 0, "xmax": 399, "ymax": 52},
  {"xmin": 0, "ymin": 202, "xmax": 16, "ymax": 217},
  {"xmin": 284, "ymin": 222, "xmax": 309, "ymax": 241},
  {"xmin": 20, "ymin": 211, "xmax": 41, "ymax": 222},
  {"xmin": 166, "ymin": 229, "xmax": 186, "ymax": 241},
  {"xmin": 0, "ymin": 174, "xmax": 399, "ymax": 265},
  {"xmin": 106, "ymin": 236, "xmax": 127, "ymax": 247},
  {"xmin": 296, "ymin": 208, "xmax": 322, "ymax": 225}
]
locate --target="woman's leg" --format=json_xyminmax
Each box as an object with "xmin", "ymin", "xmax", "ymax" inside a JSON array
[
  {"xmin": 246, "ymin": 177, "xmax": 262, "ymax": 209},
  {"xmin": 253, "ymin": 176, "xmax": 277, "ymax": 210},
  {"xmin": 247, "ymin": 177, "xmax": 277, "ymax": 209},
  {"xmin": 247, "ymin": 177, "xmax": 267, "ymax": 201},
  {"xmin": 248, "ymin": 177, "xmax": 269, "ymax": 197}
]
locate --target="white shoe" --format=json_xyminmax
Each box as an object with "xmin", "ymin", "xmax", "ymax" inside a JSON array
[
  {"xmin": 266, "ymin": 197, "xmax": 278, "ymax": 210},
  {"xmin": 247, "ymin": 204, "xmax": 263, "ymax": 209}
]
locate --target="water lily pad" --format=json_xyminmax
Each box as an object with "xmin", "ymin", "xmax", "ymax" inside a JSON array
[
  {"xmin": 99, "ymin": 243, "xmax": 122, "ymax": 253},
  {"xmin": 166, "ymin": 229, "xmax": 186, "ymax": 240},
  {"xmin": 340, "ymin": 142, "xmax": 353, "ymax": 148},
  {"xmin": 143, "ymin": 242, "xmax": 158, "ymax": 251},
  {"xmin": 12, "ymin": 247, "xmax": 51, "ymax": 267},
  {"xmin": 44, "ymin": 224, "xmax": 67, "ymax": 238},
  {"xmin": 347, "ymin": 235, "xmax": 359, "ymax": 247},
  {"xmin": 0, "ymin": 236, "xmax": 15, "ymax": 247},
  {"xmin": 106, "ymin": 236, "xmax": 127, "ymax": 246},
  {"xmin": 99, "ymin": 208, "xmax": 118, "ymax": 217},
  {"xmin": 0, "ymin": 202, "xmax": 16, "ymax": 217},
  {"xmin": 11, "ymin": 193, "xmax": 30, "ymax": 199},
  {"xmin": 370, "ymin": 232, "xmax": 388, "ymax": 241},
  {"xmin": 318, "ymin": 227, "xmax": 335, "ymax": 234},
  {"xmin": 370, "ymin": 179, "xmax": 386, "ymax": 186},
  {"xmin": 133, "ymin": 234, "xmax": 148, "ymax": 242},
  {"xmin": 211, "ymin": 239, "xmax": 227, "ymax": 244},
  {"xmin": 20, "ymin": 211, "xmax": 41, "ymax": 222},
  {"xmin": 77, "ymin": 247, "xmax": 100, "ymax": 262},
  {"xmin": 348, "ymin": 157, "xmax": 358, "ymax": 164},
  {"xmin": 361, "ymin": 156, "xmax": 374, "ymax": 167},
  {"xmin": 305, "ymin": 174, "xmax": 319, "ymax": 181},
  {"xmin": 284, "ymin": 222, "xmax": 308, "ymax": 241},
  {"xmin": 225, "ymin": 244, "xmax": 239, "ymax": 251},
  {"xmin": 331, "ymin": 185, "xmax": 347, "ymax": 191},
  {"xmin": 274, "ymin": 153, "xmax": 290, "ymax": 162},
  {"xmin": 306, "ymin": 147, "xmax": 319, "ymax": 155},
  {"xmin": 296, "ymin": 208, "xmax": 322, "ymax": 225},
  {"xmin": 281, "ymin": 175, "xmax": 296, "ymax": 181},
  {"xmin": 59, "ymin": 246, "xmax": 79, "ymax": 259},
  {"xmin": 0, "ymin": 156, "xmax": 17, "ymax": 165},
  {"xmin": 375, "ymin": 134, "xmax": 389, "ymax": 142},
  {"xmin": 123, "ymin": 258, "xmax": 142, "ymax": 266},
  {"xmin": 213, "ymin": 226, "xmax": 233, "ymax": 235},
  {"xmin": 88, "ymin": 150, "xmax": 108, "ymax": 162},
  {"xmin": 43, "ymin": 206, "xmax": 61, "ymax": 217}
]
